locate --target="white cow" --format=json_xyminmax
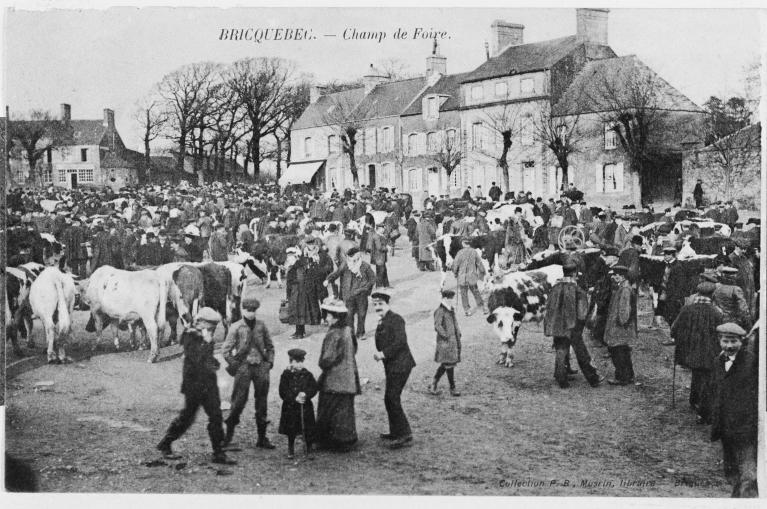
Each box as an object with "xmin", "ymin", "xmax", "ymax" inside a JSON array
[
  {"xmin": 28, "ymin": 267, "xmax": 76, "ymax": 364},
  {"xmin": 485, "ymin": 202, "xmax": 541, "ymax": 228},
  {"xmin": 85, "ymin": 266, "xmax": 169, "ymax": 363}
]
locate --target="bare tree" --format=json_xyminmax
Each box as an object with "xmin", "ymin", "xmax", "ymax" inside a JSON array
[
  {"xmin": 704, "ymin": 124, "xmax": 760, "ymax": 202},
  {"xmin": 8, "ymin": 110, "xmax": 64, "ymax": 186},
  {"xmin": 272, "ymin": 81, "xmax": 310, "ymax": 180},
  {"xmin": 321, "ymin": 90, "xmax": 370, "ymax": 188},
  {"xmin": 534, "ymin": 107, "xmax": 581, "ymax": 190},
  {"xmin": 157, "ymin": 62, "xmax": 221, "ymax": 176},
  {"xmin": 227, "ymin": 57, "xmax": 295, "ymax": 180},
  {"xmin": 134, "ymin": 94, "xmax": 168, "ymax": 183},
  {"xmin": 583, "ymin": 59, "xmax": 682, "ymax": 197},
  {"xmin": 376, "ymin": 58, "xmax": 415, "ymax": 80},
  {"xmin": 431, "ymin": 129, "xmax": 462, "ymax": 184},
  {"xmin": 480, "ymin": 100, "xmax": 521, "ymax": 192},
  {"xmin": 742, "ymin": 57, "xmax": 761, "ymax": 118}
]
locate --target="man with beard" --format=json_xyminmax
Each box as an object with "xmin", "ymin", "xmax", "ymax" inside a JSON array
[{"xmin": 325, "ymin": 247, "xmax": 376, "ymax": 339}]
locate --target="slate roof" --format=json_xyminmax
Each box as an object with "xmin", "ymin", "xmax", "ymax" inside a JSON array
[
  {"xmin": 354, "ymin": 76, "xmax": 428, "ymax": 119},
  {"xmin": 551, "ymin": 55, "xmax": 702, "ymax": 116},
  {"xmin": 293, "ymin": 87, "xmax": 366, "ymax": 130},
  {"xmin": 100, "ymin": 148, "xmax": 139, "ymax": 169},
  {"xmin": 461, "ymin": 35, "xmax": 583, "ymax": 84},
  {"xmin": 402, "ymin": 72, "xmax": 472, "ymax": 116},
  {"xmin": 67, "ymin": 120, "xmax": 107, "ymax": 145}
]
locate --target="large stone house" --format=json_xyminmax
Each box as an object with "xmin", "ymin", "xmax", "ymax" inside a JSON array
[
  {"xmin": 6, "ymin": 103, "xmax": 140, "ymax": 191},
  {"xmin": 289, "ymin": 8, "xmax": 705, "ymax": 207}
]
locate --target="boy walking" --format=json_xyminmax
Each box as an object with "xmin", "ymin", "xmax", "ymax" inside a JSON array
[
  {"xmin": 278, "ymin": 348, "xmax": 318, "ymax": 459},
  {"xmin": 429, "ymin": 289, "xmax": 462, "ymax": 396}
]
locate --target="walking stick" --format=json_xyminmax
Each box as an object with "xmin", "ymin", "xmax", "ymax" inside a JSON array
[
  {"xmin": 671, "ymin": 359, "xmax": 677, "ymax": 409},
  {"xmin": 300, "ymin": 401, "xmax": 309, "ymax": 456}
]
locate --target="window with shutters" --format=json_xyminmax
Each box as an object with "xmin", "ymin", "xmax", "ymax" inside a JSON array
[
  {"xmin": 426, "ymin": 96, "xmax": 438, "ymax": 119},
  {"xmin": 304, "ymin": 137, "xmax": 312, "ymax": 158},
  {"xmin": 520, "ymin": 78, "xmax": 535, "ymax": 94},
  {"xmin": 328, "ymin": 135, "xmax": 338, "ymax": 154},
  {"xmin": 604, "ymin": 123, "xmax": 619, "ymax": 150},
  {"xmin": 381, "ymin": 162, "xmax": 394, "ymax": 187},
  {"xmin": 446, "ymin": 129, "xmax": 457, "ymax": 148},
  {"xmin": 382, "ymin": 126, "xmax": 393, "ymax": 152},
  {"xmin": 408, "ymin": 133, "xmax": 418, "ymax": 155},
  {"xmin": 472, "ymin": 122, "xmax": 484, "ymax": 150},
  {"xmin": 365, "ymin": 128, "xmax": 377, "ymax": 155},
  {"xmin": 427, "ymin": 132, "xmax": 437, "ymax": 152}
]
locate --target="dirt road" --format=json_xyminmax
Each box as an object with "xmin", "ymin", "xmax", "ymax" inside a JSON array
[{"xmin": 5, "ymin": 244, "xmax": 730, "ymax": 496}]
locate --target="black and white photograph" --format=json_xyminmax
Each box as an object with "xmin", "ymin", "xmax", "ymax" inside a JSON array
[{"xmin": 1, "ymin": 0, "xmax": 764, "ymax": 503}]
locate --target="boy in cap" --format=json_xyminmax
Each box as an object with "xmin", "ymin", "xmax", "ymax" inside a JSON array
[
  {"xmin": 222, "ymin": 286, "xmax": 276, "ymax": 449},
  {"xmin": 710, "ymin": 323, "xmax": 758, "ymax": 497},
  {"xmin": 430, "ymin": 289, "xmax": 462, "ymax": 396},
  {"xmin": 278, "ymin": 348, "xmax": 318, "ymax": 459},
  {"xmin": 713, "ymin": 266, "xmax": 751, "ymax": 330},
  {"xmin": 157, "ymin": 307, "xmax": 235, "ymax": 464}
]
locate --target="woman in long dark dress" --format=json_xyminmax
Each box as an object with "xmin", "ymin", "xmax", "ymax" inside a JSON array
[{"xmin": 315, "ymin": 300, "xmax": 361, "ymax": 451}]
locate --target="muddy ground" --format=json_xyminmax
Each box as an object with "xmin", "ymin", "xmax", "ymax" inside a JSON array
[{"xmin": 5, "ymin": 240, "xmax": 731, "ymax": 496}]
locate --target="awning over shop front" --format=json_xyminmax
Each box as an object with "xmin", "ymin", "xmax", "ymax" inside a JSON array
[{"xmin": 279, "ymin": 160, "xmax": 326, "ymax": 187}]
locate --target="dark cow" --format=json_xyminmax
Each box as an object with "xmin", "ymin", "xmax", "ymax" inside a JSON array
[
  {"xmin": 263, "ymin": 234, "xmax": 300, "ymax": 288},
  {"xmin": 166, "ymin": 265, "xmax": 205, "ymax": 344},
  {"xmin": 485, "ymin": 264, "xmax": 563, "ymax": 367},
  {"xmin": 522, "ymin": 248, "xmax": 605, "ymax": 288},
  {"xmin": 198, "ymin": 263, "xmax": 233, "ymax": 335},
  {"xmin": 6, "ymin": 228, "xmax": 65, "ymax": 266},
  {"xmin": 430, "ymin": 232, "xmax": 504, "ymax": 287},
  {"xmin": 637, "ymin": 254, "xmax": 718, "ymax": 294}
]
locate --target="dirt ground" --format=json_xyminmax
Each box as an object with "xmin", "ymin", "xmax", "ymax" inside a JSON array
[{"xmin": 5, "ymin": 239, "xmax": 732, "ymax": 496}]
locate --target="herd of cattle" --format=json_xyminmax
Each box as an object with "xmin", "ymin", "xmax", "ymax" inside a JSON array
[{"xmin": 4, "ymin": 210, "xmax": 754, "ymax": 369}]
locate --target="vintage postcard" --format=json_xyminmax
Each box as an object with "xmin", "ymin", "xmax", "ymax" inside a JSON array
[{"xmin": 1, "ymin": 1, "xmax": 764, "ymax": 505}]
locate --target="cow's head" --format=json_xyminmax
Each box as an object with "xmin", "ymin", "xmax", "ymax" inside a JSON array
[{"xmin": 486, "ymin": 306, "xmax": 522, "ymax": 345}]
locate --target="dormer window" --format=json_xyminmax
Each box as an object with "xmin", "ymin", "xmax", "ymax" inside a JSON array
[{"xmin": 426, "ymin": 96, "xmax": 438, "ymax": 119}]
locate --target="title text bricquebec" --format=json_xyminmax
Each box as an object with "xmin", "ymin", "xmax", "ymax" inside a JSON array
[{"xmin": 219, "ymin": 27, "xmax": 447, "ymax": 44}]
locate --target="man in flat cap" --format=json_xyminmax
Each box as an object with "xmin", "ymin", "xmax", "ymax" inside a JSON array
[
  {"xmin": 604, "ymin": 265, "xmax": 637, "ymax": 385},
  {"xmin": 157, "ymin": 307, "xmax": 235, "ymax": 464},
  {"xmin": 221, "ymin": 286, "xmax": 276, "ymax": 449},
  {"xmin": 372, "ymin": 290, "xmax": 416, "ymax": 449},
  {"xmin": 710, "ymin": 322, "xmax": 758, "ymax": 497},
  {"xmin": 670, "ymin": 281, "xmax": 723, "ymax": 423}
]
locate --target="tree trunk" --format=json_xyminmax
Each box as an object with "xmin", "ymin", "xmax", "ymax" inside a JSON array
[
  {"xmin": 275, "ymin": 134, "xmax": 283, "ymax": 181},
  {"xmin": 349, "ymin": 151, "xmax": 359, "ymax": 188},
  {"xmin": 243, "ymin": 144, "xmax": 251, "ymax": 180},
  {"xmin": 557, "ymin": 154, "xmax": 569, "ymax": 191},
  {"xmin": 252, "ymin": 132, "xmax": 261, "ymax": 181},
  {"xmin": 498, "ymin": 132, "xmax": 512, "ymax": 192},
  {"xmin": 143, "ymin": 136, "xmax": 151, "ymax": 184},
  {"xmin": 27, "ymin": 155, "xmax": 38, "ymax": 187}
]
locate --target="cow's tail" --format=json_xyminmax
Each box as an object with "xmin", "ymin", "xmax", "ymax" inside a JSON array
[
  {"xmin": 54, "ymin": 272, "xmax": 71, "ymax": 334},
  {"xmin": 156, "ymin": 277, "xmax": 169, "ymax": 330}
]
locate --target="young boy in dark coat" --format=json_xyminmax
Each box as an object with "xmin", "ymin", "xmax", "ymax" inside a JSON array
[{"xmin": 279, "ymin": 348, "xmax": 319, "ymax": 459}]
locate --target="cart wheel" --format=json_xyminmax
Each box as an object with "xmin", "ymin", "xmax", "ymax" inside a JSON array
[{"xmin": 558, "ymin": 225, "xmax": 585, "ymax": 250}]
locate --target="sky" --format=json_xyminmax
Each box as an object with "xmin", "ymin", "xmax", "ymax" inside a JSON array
[{"xmin": 2, "ymin": 6, "xmax": 762, "ymax": 152}]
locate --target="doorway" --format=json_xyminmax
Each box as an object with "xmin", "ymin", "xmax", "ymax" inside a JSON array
[
  {"xmin": 70, "ymin": 172, "xmax": 78, "ymax": 189},
  {"xmin": 368, "ymin": 164, "xmax": 376, "ymax": 189},
  {"xmin": 427, "ymin": 167, "xmax": 440, "ymax": 196}
]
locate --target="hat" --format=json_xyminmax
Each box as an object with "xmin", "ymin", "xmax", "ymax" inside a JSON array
[
  {"xmin": 716, "ymin": 323, "xmax": 746, "ymax": 336},
  {"xmin": 700, "ymin": 271, "xmax": 719, "ymax": 283},
  {"xmin": 321, "ymin": 298, "xmax": 348, "ymax": 313},
  {"xmin": 733, "ymin": 238, "xmax": 749, "ymax": 249},
  {"xmin": 562, "ymin": 261, "xmax": 578, "ymax": 274},
  {"xmin": 287, "ymin": 348, "xmax": 307, "ymax": 362},
  {"xmin": 441, "ymin": 288, "xmax": 456, "ymax": 299},
  {"xmin": 370, "ymin": 289, "xmax": 392, "ymax": 303},
  {"xmin": 662, "ymin": 247, "xmax": 677, "ymax": 254},
  {"xmin": 195, "ymin": 307, "xmax": 222, "ymax": 324},
  {"xmin": 145, "ymin": 231, "xmax": 156, "ymax": 239},
  {"xmin": 240, "ymin": 280, "xmax": 261, "ymax": 310},
  {"xmin": 696, "ymin": 282, "xmax": 716, "ymax": 296},
  {"xmin": 612, "ymin": 265, "xmax": 629, "ymax": 274},
  {"xmin": 158, "ymin": 229, "xmax": 167, "ymax": 236},
  {"xmin": 631, "ymin": 235, "xmax": 644, "ymax": 245}
]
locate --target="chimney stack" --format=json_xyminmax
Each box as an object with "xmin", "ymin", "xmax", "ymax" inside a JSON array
[
  {"xmin": 310, "ymin": 85, "xmax": 326, "ymax": 104},
  {"xmin": 103, "ymin": 108, "xmax": 115, "ymax": 129},
  {"xmin": 61, "ymin": 103, "xmax": 71, "ymax": 122},
  {"xmin": 576, "ymin": 8, "xmax": 609, "ymax": 45},
  {"xmin": 425, "ymin": 39, "xmax": 447, "ymax": 79},
  {"xmin": 491, "ymin": 20, "xmax": 524, "ymax": 57}
]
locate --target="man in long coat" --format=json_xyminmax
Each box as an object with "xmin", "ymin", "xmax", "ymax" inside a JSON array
[
  {"xmin": 325, "ymin": 247, "xmax": 376, "ymax": 338},
  {"xmin": 729, "ymin": 241, "xmax": 755, "ymax": 314},
  {"xmin": 604, "ymin": 265, "xmax": 637, "ymax": 385},
  {"xmin": 671, "ymin": 282, "xmax": 723, "ymax": 423},
  {"xmin": 452, "ymin": 237, "xmax": 487, "ymax": 316},
  {"xmin": 416, "ymin": 213, "xmax": 436, "ymax": 271},
  {"xmin": 713, "ymin": 267, "xmax": 751, "ymax": 330},
  {"xmin": 544, "ymin": 262, "xmax": 603, "ymax": 388}
]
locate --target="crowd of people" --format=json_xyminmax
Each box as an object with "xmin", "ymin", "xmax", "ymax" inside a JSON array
[{"xmin": 4, "ymin": 177, "xmax": 760, "ymax": 496}]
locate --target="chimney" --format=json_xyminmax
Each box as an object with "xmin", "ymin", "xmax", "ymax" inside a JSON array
[
  {"xmin": 425, "ymin": 39, "xmax": 447, "ymax": 79},
  {"xmin": 61, "ymin": 103, "xmax": 71, "ymax": 122},
  {"xmin": 576, "ymin": 8, "xmax": 609, "ymax": 45},
  {"xmin": 491, "ymin": 20, "xmax": 524, "ymax": 57},
  {"xmin": 310, "ymin": 85, "xmax": 326, "ymax": 104},
  {"xmin": 103, "ymin": 108, "xmax": 115, "ymax": 129},
  {"xmin": 363, "ymin": 64, "xmax": 389, "ymax": 94}
]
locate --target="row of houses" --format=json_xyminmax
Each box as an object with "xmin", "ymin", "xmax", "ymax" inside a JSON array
[{"xmin": 288, "ymin": 8, "xmax": 706, "ymax": 208}]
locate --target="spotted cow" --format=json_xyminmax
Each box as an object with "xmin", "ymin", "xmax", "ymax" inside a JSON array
[{"xmin": 485, "ymin": 264, "xmax": 563, "ymax": 367}]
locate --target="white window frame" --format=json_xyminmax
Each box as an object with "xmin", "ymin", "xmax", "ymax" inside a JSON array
[
  {"xmin": 58, "ymin": 169, "xmax": 66, "ymax": 183},
  {"xmin": 408, "ymin": 168, "xmax": 421, "ymax": 191},
  {"xmin": 604, "ymin": 123, "xmax": 619, "ymax": 150},
  {"xmin": 472, "ymin": 122, "xmax": 484, "ymax": 150},
  {"xmin": 446, "ymin": 129, "xmax": 457, "ymax": 148},
  {"xmin": 304, "ymin": 137, "xmax": 313, "ymax": 158},
  {"xmin": 365, "ymin": 128, "xmax": 377, "ymax": 155},
  {"xmin": 426, "ymin": 96, "xmax": 438, "ymax": 119},
  {"xmin": 520, "ymin": 78, "xmax": 535, "ymax": 94},
  {"xmin": 328, "ymin": 134, "xmax": 338, "ymax": 154},
  {"xmin": 495, "ymin": 81, "xmax": 508, "ymax": 98},
  {"xmin": 427, "ymin": 132, "xmax": 437, "ymax": 152},
  {"xmin": 407, "ymin": 133, "xmax": 418, "ymax": 155},
  {"xmin": 520, "ymin": 117, "xmax": 534, "ymax": 146},
  {"xmin": 471, "ymin": 85, "xmax": 483, "ymax": 101},
  {"xmin": 382, "ymin": 126, "xmax": 393, "ymax": 152},
  {"xmin": 78, "ymin": 168, "xmax": 94, "ymax": 183}
]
